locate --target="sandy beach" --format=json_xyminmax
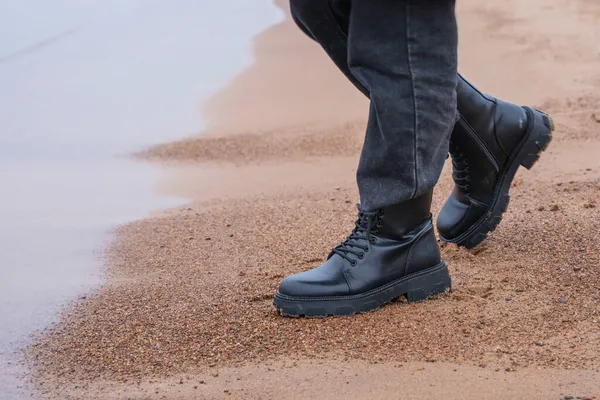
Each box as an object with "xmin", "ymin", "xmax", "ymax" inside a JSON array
[{"xmin": 26, "ymin": 0, "xmax": 600, "ymax": 398}]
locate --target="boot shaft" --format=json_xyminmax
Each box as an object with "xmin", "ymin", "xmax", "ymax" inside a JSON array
[
  {"xmin": 377, "ymin": 190, "xmax": 433, "ymax": 240},
  {"xmin": 456, "ymin": 74, "xmax": 528, "ymax": 166}
]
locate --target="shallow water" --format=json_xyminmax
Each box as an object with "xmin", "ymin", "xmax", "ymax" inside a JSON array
[{"xmin": 0, "ymin": 0, "xmax": 282, "ymax": 397}]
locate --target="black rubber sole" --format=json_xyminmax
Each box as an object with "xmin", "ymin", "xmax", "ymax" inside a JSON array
[
  {"xmin": 440, "ymin": 107, "xmax": 554, "ymax": 249},
  {"xmin": 273, "ymin": 261, "xmax": 451, "ymax": 317}
]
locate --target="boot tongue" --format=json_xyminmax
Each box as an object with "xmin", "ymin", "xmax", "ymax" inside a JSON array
[
  {"xmin": 348, "ymin": 212, "xmax": 375, "ymax": 244},
  {"xmin": 354, "ymin": 204, "xmax": 378, "ymax": 234},
  {"xmin": 356, "ymin": 212, "xmax": 372, "ymax": 231},
  {"xmin": 327, "ymin": 211, "xmax": 375, "ymax": 261}
]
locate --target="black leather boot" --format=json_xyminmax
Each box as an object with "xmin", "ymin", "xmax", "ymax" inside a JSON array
[
  {"xmin": 437, "ymin": 75, "xmax": 554, "ymax": 248},
  {"xmin": 273, "ymin": 191, "xmax": 451, "ymax": 317}
]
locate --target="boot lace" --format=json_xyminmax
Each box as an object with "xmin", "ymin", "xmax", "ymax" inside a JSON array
[
  {"xmin": 450, "ymin": 142, "xmax": 471, "ymax": 192},
  {"xmin": 331, "ymin": 210, "xmax": 383, "ymax": 266}
]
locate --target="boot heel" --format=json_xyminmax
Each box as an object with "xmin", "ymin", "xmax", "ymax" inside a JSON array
[
  {"xmin": 519, "ymin": 108, "xmax": 554, "ymax": 170},
  {"xmin": 405, "ymin": 262, "xmax": 452, "ymax": 303}
]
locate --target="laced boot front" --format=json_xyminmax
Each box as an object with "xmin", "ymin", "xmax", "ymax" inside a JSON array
[
  {"xmin": 450, "ymin": 142, "xmax": 472, "ymax": 194},
  {"xmin": 274, "ymin": 191, "xmax": 451, "ymax": 317},
  {"xmin": 331, "ymin": 210, "xmax": 381, "ymax": 266}
]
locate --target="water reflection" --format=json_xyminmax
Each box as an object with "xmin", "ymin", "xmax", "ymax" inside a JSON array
[{"xmin": 0, "ymin": 0, "xmax": 282, "ymax": 397}]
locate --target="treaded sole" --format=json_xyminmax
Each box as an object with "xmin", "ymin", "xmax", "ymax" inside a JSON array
[
  {"xmin": 273, "ymin": 262, "xmax": 451, "ymax": 318},
  {"xmin": 440, "ymin": 108, "xmax": 554, "ymax": 249}
]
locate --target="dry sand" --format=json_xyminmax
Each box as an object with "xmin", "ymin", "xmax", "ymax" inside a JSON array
[{"xmin": 27, "ymin": 0, "xmax": 600, "ymax": 398}]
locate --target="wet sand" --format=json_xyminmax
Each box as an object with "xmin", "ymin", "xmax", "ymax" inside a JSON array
[{"xmin": 28, "ymin": 0, "xmax": 600, "ymax": 398}]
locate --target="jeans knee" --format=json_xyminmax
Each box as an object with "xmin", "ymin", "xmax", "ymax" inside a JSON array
[
  {"xmin": 289, "ymin": 0, "xmax": 327, "ymax": 39},
  {"xmin": 289, "ymin": 0, "xmax": 317, "ymax": 16}
]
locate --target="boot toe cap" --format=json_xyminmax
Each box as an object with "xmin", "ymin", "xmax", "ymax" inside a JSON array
[
  {"xmin": 277, "ymin": 262, "xmax": 350, "ymax": 298},
  {"xmin": 437, "ymin": 193, "xmax": 473, "ymax": 240}
]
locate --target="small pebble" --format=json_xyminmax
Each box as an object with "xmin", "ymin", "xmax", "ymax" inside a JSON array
[{"xmin": 559, "ymin": 297, "xmax": 568, "ymax": 304}]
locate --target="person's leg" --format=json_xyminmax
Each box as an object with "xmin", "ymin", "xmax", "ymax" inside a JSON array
[
  {"xmin": 274, "ymin": 0, "xmax": 457, "ymax": 317},
  {"xmin": 289, "ymin": 0, "xmax": 369, "ymax": 96},
  {"xmin": 293, "ymin": 0, "xmax": 457, "ymax": 210},
  {"xmin": 348, "ymin": 0, "xmax": 457, "ymax": 210},
  {"xmin": 290, "ymin": 1, "xmax": 555, "ymax": 248}
]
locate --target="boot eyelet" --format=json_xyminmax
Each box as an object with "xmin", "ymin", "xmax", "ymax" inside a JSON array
[
  {"xmin": 358, "ymin": 253, "xmax": 365, "ymax": 259},
  {"xmin": 369, "ymin": 237, "xmax": 377, "ymax": 244},
  {"xmin": 351, "ymin": 260, "xmax": 357, "ymax": 266},
  {"xmin": 364, "ymin": 246, "xmax": 370, "ymax": 253}
]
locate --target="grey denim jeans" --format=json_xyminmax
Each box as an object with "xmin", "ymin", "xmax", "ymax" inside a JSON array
[{"xmin": 290, "ymin": 0, "xmax": 458, "ymax": 211}]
